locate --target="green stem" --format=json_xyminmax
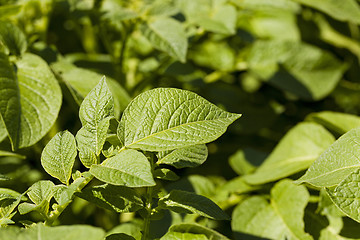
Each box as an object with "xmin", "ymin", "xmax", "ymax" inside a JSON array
[
  {"xmin": 44, "ymin": 173, "xmax": 94, "ymax": 226},
  {"xmin": 141, "ymin": 186, "xmax": 153, "ymax": 240}
]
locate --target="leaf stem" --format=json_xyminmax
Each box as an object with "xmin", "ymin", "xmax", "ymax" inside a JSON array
[
  {"xmin": 141, "ymin": 186, "xmax": 153, "ymax": 240},
  {"xmin": 44, "ymin": 173, "xmax": 94, "ymax": 226}
]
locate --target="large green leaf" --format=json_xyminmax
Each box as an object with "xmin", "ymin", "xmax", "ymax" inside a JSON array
[
  {"xmin": 156, "ymin": 144, "xmax": 208, "ymax": 169},
  {"xmin": 232, "ymin": 179, "xmax": 312, "ymax": 240},
  {"xmin": 326, "ymin": 168, "xmax": 360, "ymax": 222},
  {"xmin": 118, "ymin": 88, "xmax": 241, "ymax": 151},
  {"xmin": 178, "ymin": 0, "xmax": 237, "ymax": 35},
  {"xmin": 307, "ymin": 111, "xmax": 360, "ymax": 135},
  {"xmin": 51, "ymin": 60, "xmax": 130, "ymax": 116},
  {"xmin": 41, "ymin": 131, "xmax": 77, "ymax": 185},
  {"xmin": 90, "ymin": 149, "xmax": 155, "ymax": 187},
  {"xmin": 76, "ymin": 77, "xmax": 114, "ymax": 167},
  {"xmin": 293, "ymin": 0, "xmax": 360, "ymax": 24},
  {"xmin": 141, "ymin": 17, "xmax": 188, "ymax": 63},
  {"xmin": 247, "ymin": 40, "xmax": 346, "ymax": 100},
  {"xmin": 0, "ymin": 21, "xmax": 27, "ymax": 56},
  {"xmin": 169, "ymin": 223, "xmax": 230, "ymax": 240},
  {"xmin": 158, "ymin": 190, "xmax": 230, "ymax": 220},
  {"xmin": 0, "ymin": 224, "xmax": 105, "ymax": 240},
  {"xmin": 244, "ymin": 122, "xmax": 335, "ymax": 185},
  {"xmin": 0, "ymin": 53, "xmax": 62, "ymax": 150},
  {"xmin": 76, "ymin": 184, "xmax": 143, "ymax": 213},
  {"xmin": 296, "ymin": 127, "xmax": 360, "ymax": 187}
]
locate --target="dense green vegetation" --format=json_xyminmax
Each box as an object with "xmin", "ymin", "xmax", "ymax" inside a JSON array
[{"xmin": 2, "ymin": 0, "xmax": 360, "ymax": 239}]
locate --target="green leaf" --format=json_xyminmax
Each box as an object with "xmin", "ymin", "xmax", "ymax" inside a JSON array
[
  {"xmin": 41, "ymin": 130, "xmax": 77, "ymax": 185},
  {"xmin": 244, "ymin": 122, "xmax": 334, "ymax": 185},
  {"xmin": 0, "ymin": 53, "xmax": 62, "ymax": 150},
  {"xmin": 90, "ymin": 149, "xmax": 155, "ymax": 187},
  {"xmin": 293, "ymin": 0, "xmax": 360, "ymax": 24},
  {"xmin": 0, "ymin": 224, "xmax": 106, "ymax": 240},
  {"xmin": 326, "ymin": 168, "xmax": 360, "ymax": 222},
  {"xmin": 106, "ymin": 233, "xmax": 136, "ymax": 240},
  {"xmin": 76, "ymin": 184, "xmax": 143, "ymax": 213},
  {"xmin": 53, "ymin": 176, "xmax": 87, "ymax": 206},
  {"xmin": 0, "ymin": 5, "xmax": 22, "ymax": 19},
  {"xmin": 76, "ymin": 77, "xmax": 114, "ymax": 167},
  {"xmin": 0, "ymin": 191, "xmax": 23, "ymax": 226},
  {"xmin": 119, "ymin": 88, "xmax": 241, "ymax": 151},
  {"xmin": 76, "ymin": 118, "xmax": 111, "ymax": 167},
  {"xmin": 51, "ymin": 60, "xmax": 130, "ymax": 117},
  {"xmin": 141, "ymin": 18, "xmax": 187, "ymax": 63},
  {"xmin": 154, "ymin": 168, "xmax": 179, "ymax": 181},
  {"xmin": 156, "ymin": 144, "xmax": 208, "ymax": 169},
  {"xmin": 169, "ymin": 223, "xmax": 230, "ymax": 240},
  {"xmin": 0, "ymin": 150, "xmax": 25, "ymax": 159},
  {"xmin": 228, "ymin": 149, "xmax": 264, "ymax": 176},
  {"xmin": 161, "ymin": 232, "xmax": 208, "ymax": 240},
  {"xmin": 0, "ymin": 21, "xmax": 27, "ymax": 56},
  {"xmin": 18, "ymin": 180, "xmax": 55, "ymax": 215},
  {"xmin": 232, "ymin": 179, "xmax": 312, "ymax": 240},
  {"xmin": 190, "ymin": 41, "xmax": 235, "ymax": 71},
  {"xmin": 0, "ymin": 188, "xmax": 23, "ymax": 201},
  {"xmin": 158, "ymin": 190, "xmax": 230, "ymax": 220},
  {"xmin": 0, "ymin": 53, "xmax": 21, "ymax": 149},
  {"xmin": 307, "ymin": 111, "xmax": 360, "ymax": 135},
  {"xmin": 247, "ymin": 40, "xmax": 346, "ymax": 100},
  {"xmin": 296, "ymin": 127, "xmax": 360, "ymax": 187},
  {"xmin": 179, "ymin": 0, "xmax": 237, "ymax": 35}
]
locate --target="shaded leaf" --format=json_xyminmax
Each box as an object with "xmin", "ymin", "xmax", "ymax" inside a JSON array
[
  {"xmin": 244, "ymin": 122, "xmax": 334, "ymax": 185},
  {"xmin": 141, "ymin": 18, "xmax": 187, "ymax": 62},
  {"xmin": 232, "ymin": 179, "xmax": 312, "ymax": 240},
  {"xmin": 0, "ymin": 150, "xmax": 25, "ymax": 159},
  {"xmin": 0, "ymin": 21, "xmax": 27, "ymax": 56},
  {"xmin": 293, "ymin": 0, "xmax": 360, "ymax": 24},
  {"xmin": 154, "ymin": 168, "xmax": 179, "ymax": 181},
  {"xmin": 158, "ymin": 190, "xmax": 230, "ymax": 220},
  {"xmin": 307, "ymin": 111, "xmax": 360, "ymax": 135},
  {"xmin": 51, "ymin": 60, "xmax": 130, "ymax": 117},
  {"xmin": 106, "ymin": 233, "xmax": 136, "ymax": 240},
  {"xmin": 297, "ymin": 127, "xmax": 360, "ymax": 187},
  {"xmin": 169, "ymin": 223, "xmax": 230, "ymax": 240},
  {"xmin": 0, "ymin": 5, "xmax": 22, "ymax": 19},
  {"xmin": 228, "ymin": 149, "xmax": 264, "ymax": 176},
  {"xmin": 118, "ymin": 88, "xmax": 241, "ymax": 151},
  {"xmin": 77, "ymin": 184, "xmax": 143, "ymax": 213},
  {"xmin": 41, "ymin": 130, "xmax": 77, "ymax": 184},
  {"xmin": 247, "ymin": 40, "xmax": 346, "ymax": 100},
  {"xmin": 0, "ymin": 53, "xmax": 62, "ymax": 149},
  {"xmin": 53, "ymin": 176, "xmax": 87, "ymax": 206},
  {"xmin": 156, "ymin": 144, "xmax": 208, "ymax": 169},
  {"xmin": 90, "ymin": 149, "xmax": 155, "ymax": 187}
]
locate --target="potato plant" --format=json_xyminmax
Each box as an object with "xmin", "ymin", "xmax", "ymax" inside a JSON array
[{"xmin": 2, "ymin": 0, "xmax": 360, "ymax": 239}]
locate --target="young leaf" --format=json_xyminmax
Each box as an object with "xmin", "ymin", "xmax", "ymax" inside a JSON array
[
  {"xmin": 41, "ymin": 130, "xmax": 77, "ymax": 185},
  {"xmin": 232, "ymin": 179, "xmax": 312, "ymax": 240},
  {"xmin": 53, "ymin": 176, "xmax": 87, "ymax": 206},
  {"xmin": 293, "ymin": 0, "xmax": 360, "ymax": 24},
  {"xmin": 76, "ymin": 77, "xmax": 114, "ymax": 167},
  {"xmin": 141, "ymin": 18, "xmax": 187, "ymax": 63},
  {"xmin": 169, "ymin": 223, "xmax": 230, "ymax": 240},
  {"xmin": 0, "ymin": 53, "xmax": 62, "ymax": 150},
  {"xmin": 76, "ymin": 184, "xmax": 143, "ymax": 213},
  {"xmin": 118, "ymin": 88, "xmax": 241, "ymax": 151},
  {"xmin": 160, "ymin": 232, "xmax": 207, "ymax": 240},
  {"xmin": 0, "ymin": 21, "xmax": 27, "ymax": 56},
  {"xmin": 326, "ymin": 168, "xmax": 360, "ymax": 222},
  {"xmin": 156, "ymin": 144, "xmax": 208, "ymax": 169},
  {"xmin": 90, "ymin": 149, "xmax": 155, "ymax": 187},
  {"xmin": 307, "ymin": 111, "xmax": 360, "ymax": 135},
  {"xmin": 158, "ymin": 190, "xmax": 230, "ymax": 220},
  {"xmin": 243, "ymin": 122, "xmax": 335, "ymax": 185},
  {"xmin": 296, "ymin": 127, "xmax": 360, "ymax": 187}
]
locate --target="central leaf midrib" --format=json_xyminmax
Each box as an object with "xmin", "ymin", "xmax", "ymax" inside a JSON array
[{"xmin": 126, "ymin": 115, "xmax": 235, "ymax": 148}]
